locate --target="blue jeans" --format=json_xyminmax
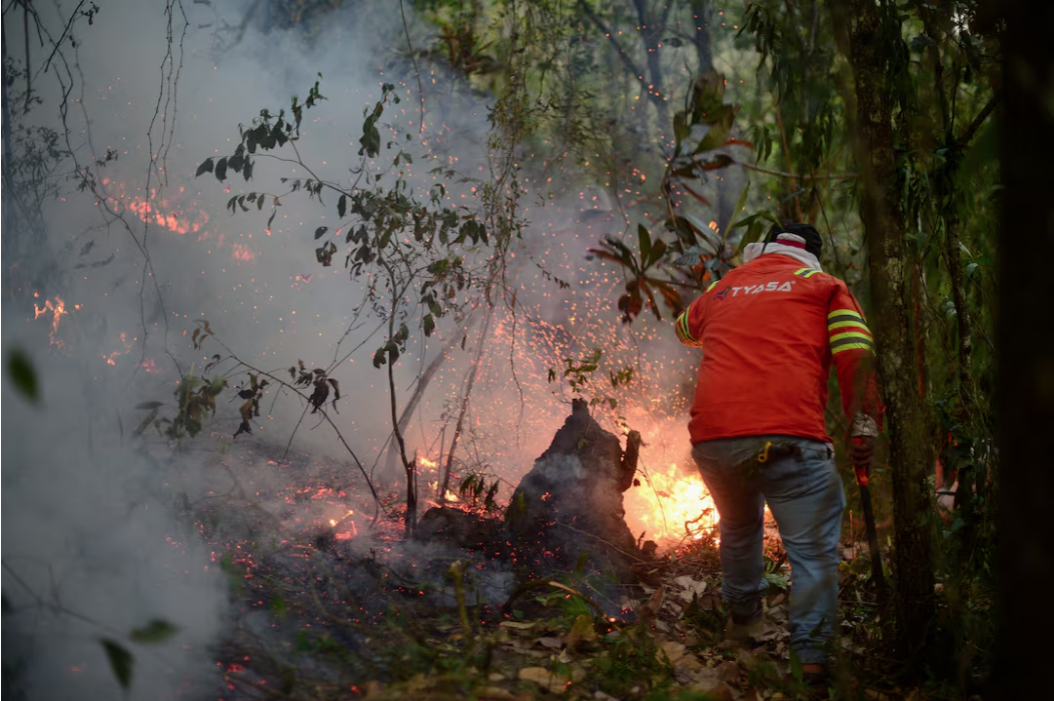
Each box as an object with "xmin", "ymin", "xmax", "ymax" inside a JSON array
[{"xmin": 692, "ymin": 436, "xmax": 845, "ymax": 664}]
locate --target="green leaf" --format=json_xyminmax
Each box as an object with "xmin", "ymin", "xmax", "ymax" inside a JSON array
[
  {"xmin": 725, "ymin": 182, "xmax": 751, "ymax": 234},
  {"xmin": 130, "ymin": 619, "xmax": 179, "ymax": 644},
  {"xmin": 101, "ymin": 639, "xmax": 134, "ymax": 690},
  {"xmin": 423, "ymin": 314, "xmax": 435, "ymax": 337},
  {"xmin": 338, "ymin": 194, "xmax": 347, "ymax": 219},
  {"xmin": 195, "ymin": 158, "xmax": 214, "ymax": 177},
  {"xmin": 693, "ymin": 104, "xmax": 736, "ymax": 154},
  {"xmin": 690, "ymin": 71, "xmax": 726, "ymax": 120},
  {"xmin": 133, "ymin": 408, "xmax": 159, "ymax": 437},
  {"xmin": 637, "ymin": 224, "xmax": 652, "ymax": 265},
  {"xmin": 6, "ymin": 348, "xmax": 38, "ymax": 402},
  {"xmin": 673, "ymin": 111, "xmax": 688, "ymax": 144},
  {"xmin": 739, "ymin": 220, "xmax": 765, "ymax": 252},
  {"xmin": 214, "ymin": 157, "xmax": 228, "ymax": 182},
  {"xmin": 314, "ymin": 226, "xmax": 328, "ymax": 240}
]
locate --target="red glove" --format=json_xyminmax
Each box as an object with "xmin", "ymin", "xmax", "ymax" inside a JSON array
[{"xmin": 851, "ymin": 435, "xmax": 875, "ymax": 486}]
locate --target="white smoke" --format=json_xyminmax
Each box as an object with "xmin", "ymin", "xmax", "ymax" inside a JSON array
[{"xmin": 3, "ymin": 1, "xmax": 701, "ymax": 697}]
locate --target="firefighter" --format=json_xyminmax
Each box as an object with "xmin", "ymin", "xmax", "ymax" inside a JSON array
[{"xmin": 675, "ymin": 222, "xmax": 883, "ymax": 681}]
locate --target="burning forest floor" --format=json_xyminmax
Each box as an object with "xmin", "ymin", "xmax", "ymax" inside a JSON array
[{"xmin": 174, "ymin": 427, "xmax": 978, "ymax": 701}]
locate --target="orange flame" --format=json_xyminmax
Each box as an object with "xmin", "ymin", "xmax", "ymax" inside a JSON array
[
  {"xmin": 624, "ymin": 462, "xmax": 719, "ymax": 543},
  {"xmin": 123, "ymin": 193, "xmax": 210, "ymax": 236},
  {"xmin": 33, "ymin": 296, "xmax": 68, "ymax": 346}
]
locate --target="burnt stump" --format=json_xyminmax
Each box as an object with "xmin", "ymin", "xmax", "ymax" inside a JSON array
[{"xmin": 506, "ymin": 399, "xmax": 649, "ymax": 579}]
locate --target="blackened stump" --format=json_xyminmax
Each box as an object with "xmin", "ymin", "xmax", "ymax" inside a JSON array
[{"xmin": 506, "ymin": 399, "xmax": 648, "ymax": 579}]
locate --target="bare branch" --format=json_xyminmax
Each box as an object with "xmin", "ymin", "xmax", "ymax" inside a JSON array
[
  {"xmin": 398, "ymin": 0, "xmax": 426, "ymax": 133},
  {"xmin": 955, "ymin": 90, "xmax": 1000, "ymax": 151}
]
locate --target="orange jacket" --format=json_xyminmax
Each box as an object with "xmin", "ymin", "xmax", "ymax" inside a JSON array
[{"xmin": 675, "ymin": 252, "xmax": 883, "ymax": 444}]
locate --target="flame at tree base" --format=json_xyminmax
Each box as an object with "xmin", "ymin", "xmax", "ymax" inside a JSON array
[{"xmin": 623, "ymin": 462, "xmax": 720, "ymax": 546}]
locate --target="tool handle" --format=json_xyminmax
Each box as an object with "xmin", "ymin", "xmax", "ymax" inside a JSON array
[{"xmin": 851, "ymin": 436, "xmax": 870, "ymax": 486}]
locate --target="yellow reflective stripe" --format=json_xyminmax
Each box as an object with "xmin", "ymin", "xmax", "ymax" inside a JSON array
[
  {"xmin": 676, "ymin": 310, "xmax": 703, "ymax": 347},
  {"xmin": 828, "ymin": 308, "xmax": 864, "ymax": 321},
  {"xmin": 676, "ymin": 311, "xmax": 693, "ymax": 343},
  {"xmin": 832, "ymin": 343, "xmax": 874, "ymax": 354},
  {"xmin": 802, "ymin": 269, "xmax": 821, "ymax": 278},
  {"xmin": 794, "ymin": 267, "xmax": 811, "ymax": 276},
  {"xmin": 794, "ymin": 267, "xmax": 822, "ymax": 278},
  {"xmin": 674, "ymin": 318, "xmax": 687, "ymax": 343},
  {"xmin": 830, "ymin": 330, "xmax": 873, "ymax": 343},
  {"xmin": 706, "ymin": 280, "xmax": 719, "ymax": 293},
  {"xmin": 828, "ymin": 320, "xmax": 871, "ymax": 331}
]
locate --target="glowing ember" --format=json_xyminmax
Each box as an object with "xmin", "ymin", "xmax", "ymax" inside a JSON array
[
  {"xmin": 33, "ymin": 295, "xmax": 69, "ymax": 346},
  {"xmin": 231, "ymin": 243, "xmax": 256, "ymax": 262},
  {"xmin": 623, "ymin": 462, "xmax": 719, "ymax": 543},
  {"xmin": 123, "ymin": 193, "xmax": 210, "ymax": 236},
  {"xmin": 103, "ymin": 331, "xmax": 135, "ymax": 367}
]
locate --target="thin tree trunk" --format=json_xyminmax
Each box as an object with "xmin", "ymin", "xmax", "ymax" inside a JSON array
[
  {"xmin": 1, "ymin": 19, "xmax": 16, "ymax": 294},
  {"xmin": 690, "ymin": 0, "xmax": 712, "ymax": 72},
  {"xmin": 383, "ymin": 309, "xmax": 478, "ymax": 478},
  {"xmin": 942, "ymin": 209, "xmax": 975, "ymax": 411},
  {"xmin": 991, "ymin": 0, "xmax": 1054, "ymax": 694},
  {"xmin": 389, "ymin": 354, "xmax": 417, "ymax": 536},
  {"xmin": 839, "ymin": 0, "xmax": 935, "ymax": 660},
  {"xmin": 631, "ymin": 0, "xmax": 670, "ymax": 129},
  {"xmin": 438, "ymin": 305, "xmax": 493, "ymax": 503}
]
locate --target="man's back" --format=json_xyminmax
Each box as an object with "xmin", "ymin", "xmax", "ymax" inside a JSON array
[{"xmin": 676, "ymin": 252, "xmax": 874, "ymax": 443}]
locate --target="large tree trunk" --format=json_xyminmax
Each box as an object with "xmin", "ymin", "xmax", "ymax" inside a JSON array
[
  {"xmin": 840, "ymin": 0, "xmax": 935, "ymax": 659},
  {"xmin": 991, "ymin": 0, "xmax": 1054, "ymax": 694}
]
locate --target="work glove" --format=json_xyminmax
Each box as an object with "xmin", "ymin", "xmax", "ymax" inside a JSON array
[
  {"xmin": 849, "ymin": 412, "xmax": 879, "ymax": 486},
  {"xmin": 850, "ymin": 436, "xmax": 876, "ymax": 486}
]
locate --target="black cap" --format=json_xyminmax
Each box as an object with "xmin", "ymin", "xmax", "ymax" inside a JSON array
[{"xmin": 765, "ymin": 221, "xmax": 823, "ymax": 258}]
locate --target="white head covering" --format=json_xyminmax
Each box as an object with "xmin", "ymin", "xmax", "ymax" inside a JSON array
[{"xmin": 742, "ymin": 232, "xmax": 822, "ymax": 270}]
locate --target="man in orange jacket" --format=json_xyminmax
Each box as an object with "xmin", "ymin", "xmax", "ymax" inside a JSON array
[{"xmin": 675, "ymin": 222, "xmax": 882, "ymax": 678}]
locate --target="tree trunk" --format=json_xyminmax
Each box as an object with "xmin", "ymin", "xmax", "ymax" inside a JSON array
[
  {"xmin": 631, "ymin": 0, "xmax": 670, "ymax": 129},
  {"xmin": 840, "ymin": 0, "xmax": 935, "ymax": 659},
  {"xmin": 438, "ymin": 305, "xmax": 493, "ymax": 503},
  {"xmin": 690, "ymin": 0, "xmax": 712, "ymax": 72},
  {"xmin": 991, "ymin": 0, "xmax": 1054, "ymax": 694}
]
